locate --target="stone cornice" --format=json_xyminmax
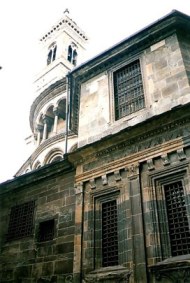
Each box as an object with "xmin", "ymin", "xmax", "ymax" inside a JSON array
[
  {"xmin": 75, "ymin": 138, "xmax": 183, "ymax": 183},
  {"xmin": 68, "ymin": 105, "xmax": 190, "ymax": 164},
  {"xmin": 30, "ymin": 78, "xmax": 66, "ymax": 132},
  {"xmin": 68, "ymin": 105, "xmax": 190, "ymax": 182},
  {"xmin": 40, "ymin": 14, "xmax": 88, "ymax": 42},
  {"xmin": 0, "ymin": 158, "xmax": 74, "ymax": 194}
]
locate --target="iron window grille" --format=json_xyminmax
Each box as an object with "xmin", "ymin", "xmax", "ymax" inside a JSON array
[
  {"xmin": 38, "ymin": 219, "xmax": 55, "ymax": 242},
  {"xmin": 164, "ymin": 181, "xmax": 190, "ymax": 256},
  {"xmin": 102, "ymin": 200, "xmax": 119, "ymax": 267},
  {"xmin": 114, "ymin": 59, "xmax": 145, "ymax": 120},
  {"xmin": 7, "ymin": 200, "xmax": 35, "ymax": 241}
]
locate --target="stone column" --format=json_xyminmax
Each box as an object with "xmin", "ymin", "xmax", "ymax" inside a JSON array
[
  {"xmin": 42, "ymin": 116, "xmax": 49, "ymax": 142},
  {"xmin": 53, "ymin": 107, "xmax": 59, "ymax": 134}
]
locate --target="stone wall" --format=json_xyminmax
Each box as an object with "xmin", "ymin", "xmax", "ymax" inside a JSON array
[
  {"xmin": 78, "ymin": 34, "xmax": 190, "ymax": 148},
  {"xmin": 0, "ymin": 162, "xmax": 76, "ymax": 283},
  {"xmin": 69, "ymin": 105, "xmax": 190, "ymax": 283}
]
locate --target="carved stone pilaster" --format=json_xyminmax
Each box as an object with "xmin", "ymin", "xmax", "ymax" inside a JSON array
[
  {"xmin": 126, "ymin": 163, "xmax": 139, "ymax": 178},
  {"xmin": 75, "ymin": 182, "xmax": 83, "ymax": 195}
]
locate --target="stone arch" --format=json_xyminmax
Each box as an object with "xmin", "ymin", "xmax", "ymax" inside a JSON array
[
  {"xmin": 33, "ymin": 161, "xmax": 41, "ymax": 170},
  {"xmin": 44, "ymin": 148, "xmax": 63, "ymax": 164},
  {"xmin": 69, "ymin": 142, "xmax": 78, "ymax": 153}
]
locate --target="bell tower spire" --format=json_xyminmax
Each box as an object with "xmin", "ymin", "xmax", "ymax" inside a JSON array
[{"xmin": 34, "ymin": 10, "xmax": 88, "ymax": 94}]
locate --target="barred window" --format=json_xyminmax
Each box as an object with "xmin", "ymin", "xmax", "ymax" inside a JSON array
[
  {"xmin": 114, "ymin": 59, "xmax": 145, "ymax": 120},
  {"xmin": 164, "ymin": 181, "xmax": 190, "ymax": 256},
  {"xmin": 7, "ymin": 201, "xmax": 35, "ymax": 241},
  {"xmin": 38, "ymin": 219, "xmax": 55, "ymax": 242},
  {"xmin": 102, "ymin": 200, "xmax": 118, "ymax": 267}
]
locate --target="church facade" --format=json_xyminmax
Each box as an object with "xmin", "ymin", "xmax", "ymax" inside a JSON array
[{"xmin": 1, "ymin": 9, "xmax": 190, "ymax": 283}]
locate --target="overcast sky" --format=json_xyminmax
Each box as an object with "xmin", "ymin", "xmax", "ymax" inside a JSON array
[{"xmin": 0, "ymin": 0, "xmax": 190, "ymax": 183}]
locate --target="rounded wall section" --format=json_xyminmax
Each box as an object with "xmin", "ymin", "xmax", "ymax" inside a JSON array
[{"xmin": 30, "ymin": 78, "xmax": 67, "ymax": 133}]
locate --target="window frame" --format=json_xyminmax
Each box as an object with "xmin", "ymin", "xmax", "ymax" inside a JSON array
[
  {"xmin": 149, "ymin": 164, "xmax": 190, "ymax": 260},
  {"xmin": 94, "ymin": 190, "xmax": 120, "ymax": 269},
  {"xmin": 109, "ymin": 56, "xmax": 146, "ymax": 123},
  {"xmin": 163, "ymin": 180, "xmax": 190, "ymax": 256}
]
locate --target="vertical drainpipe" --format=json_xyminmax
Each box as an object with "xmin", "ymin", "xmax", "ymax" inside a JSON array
[{"xmin": 64, "ymin": 72, "xmax": 70, "ymax": 155}]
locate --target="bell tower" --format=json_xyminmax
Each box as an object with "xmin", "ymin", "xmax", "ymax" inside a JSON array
[
  {"xmin": 15, "ymin": 10, "xmax": 88, "ymax": 176},
  {"xmin": 34, "ymin": 9, "xmax": 88, "ymax": 95}
]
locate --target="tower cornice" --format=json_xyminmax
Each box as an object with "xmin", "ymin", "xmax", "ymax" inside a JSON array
[{"xmin": 39, "ymin": 14, "xmax": 88, "ymax": 43}]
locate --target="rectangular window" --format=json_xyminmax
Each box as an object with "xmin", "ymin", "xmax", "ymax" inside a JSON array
[
  {"xmin": 114, "ymin": 59, "xmax": 145, "ymax": 120},
  {"xmin": 164, "ymin": 181, "xmax": 190, "ymax": 256},
  {"xmin": 38, "ymin": 219, "xmax": 55, "ymax": 242},
  {"xmin": 102, "ymin": 200, "xmax": 118, "ymax": 267},
  {"xmin": 7, "ymin": 201, "xmax": 35, "ymax": 241}
]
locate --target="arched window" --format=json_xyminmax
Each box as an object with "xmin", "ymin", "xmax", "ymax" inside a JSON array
[
  {"xmin": 47, "ymin": 44, "xmax": 57, "ymax": 65},
  {"xmin": 67, "ymin": 43, "xmax": 78, "ymax": 66}
]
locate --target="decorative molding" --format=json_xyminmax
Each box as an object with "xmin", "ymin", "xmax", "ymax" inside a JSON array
[
  {"xmin": 80, "ymin": 119, "xmax": 190, "ymax": 176},
  {"xmin": 147, "ymin": 159, "xmax": 155, "ymax": 171},
  {"xmin": 150, "ymin": 257, "xmax": 190, "ymax": 283},
  {"xmin": 101, "ymin": 175, "xmax": 108, "ymax": 186},
  {"xmin": 126, "ymin": 163, "xmax": 139, "ymax": 178},
  {"xmin": 84, "ymin": 266, "xmax": 132, "ymax": 283},
  {"xmin": 114, "ymin": 170, "xmax": 121, "ymax": 181},
  {"xmin": 89, "ymin": 179, "xmax": 96, "ymax": 189},
  {"xmin": 75, "ymin": 139, "xmax": 183, "ymax": 184},
  {"xmin": 75, "ymin": 182, "xmax": 83, "ymax": 195},
  {"xmin": 177, "ymin": 148, "xmax": 186, "ymax": 161},
  {"xmin": 161, "ymin": 154, "xmax": 170, "ymax": 166},
  {"xmin": 95, "ymin": 118, "xmax": 190, "ymax": 159}
]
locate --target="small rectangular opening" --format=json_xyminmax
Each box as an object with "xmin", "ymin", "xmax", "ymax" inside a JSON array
[{"xmin": 38, "ymin": 219, "xmax": 55, "ymax": 242}]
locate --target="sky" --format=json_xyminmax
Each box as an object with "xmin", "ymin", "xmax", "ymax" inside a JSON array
[{"xmin": 0, "ymin": 0, "xmax": 190, "ymax": 183}]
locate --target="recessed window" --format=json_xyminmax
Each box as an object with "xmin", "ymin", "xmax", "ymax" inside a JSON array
[
  {"xmin": 114, "ymin": 59, "xmax": 145, "ymax": 120},
  {"xmin": 47, "ymin": 44, "xmax": 57, "ymax": 65},
  {"xmin": 164, "ymin": 181, "xmax": 190, "ymax": 256},
  {"xmin": 67, "ymin": 43, "xmax": 78, "ymax": 66},
  {"xmin": 38, "ymin": 219, "xmax": 55, "ymax": 242},
  {"xmin": 102, "ymin": 200, "xmax": 119, "ymax": 267},
  {"xmin": 7, "ymin": 201, "xmax": 35, "ymax": 241}
]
